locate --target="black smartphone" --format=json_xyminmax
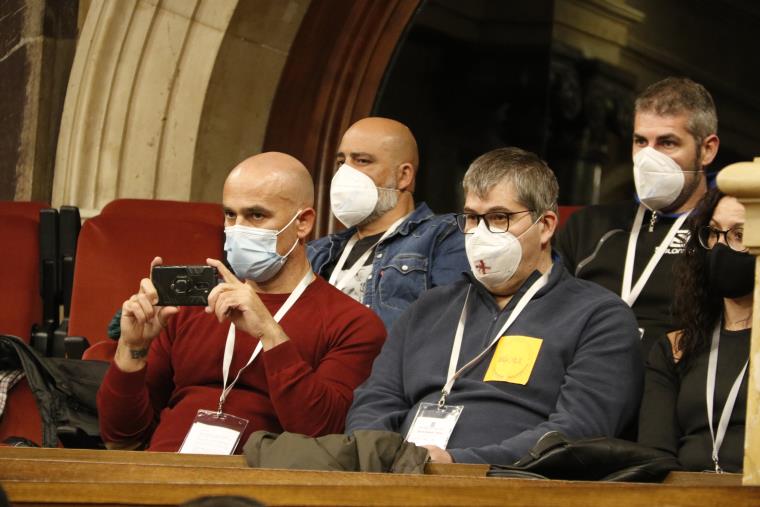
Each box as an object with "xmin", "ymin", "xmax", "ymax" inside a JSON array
[{"xmin": 151, "ymin": 265, "xmax": 218, "ymax": 306}]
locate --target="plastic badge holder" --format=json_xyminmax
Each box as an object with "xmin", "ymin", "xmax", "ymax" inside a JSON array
[
  {"xmin": 178, "ymin": 409, "xmax": 248, "ymax": 455},
  {"xmin": 405, "ymin": 402, "xmax": 463, "ymax": 450}
]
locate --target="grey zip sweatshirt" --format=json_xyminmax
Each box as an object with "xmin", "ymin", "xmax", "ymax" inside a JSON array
[{"xmin": 346, "ymin": 259, "xmax": 644, "ymax": 465}]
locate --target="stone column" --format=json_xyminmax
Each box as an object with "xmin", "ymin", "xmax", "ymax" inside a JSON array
[
  {"xmin": 52, "ymin": 0, "xmax": 309, "ymax": 216},
  {"xmin": 53, "ymin": 0, "xmax": 238, "ymax": 216},
  {"xmin": 717, "ymin": 157, "xmax": 760, "ymax": 485}
]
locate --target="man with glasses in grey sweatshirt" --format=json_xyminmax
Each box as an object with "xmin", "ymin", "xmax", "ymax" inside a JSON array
[{"xmin": 347, "ymin": 147, "xmax": 643, "ymax": 465}]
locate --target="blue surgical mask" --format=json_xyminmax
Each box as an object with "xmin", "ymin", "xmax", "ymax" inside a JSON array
[{"xmin": 224, "ymin": 210, "xmax": 301, "ymax": 282}]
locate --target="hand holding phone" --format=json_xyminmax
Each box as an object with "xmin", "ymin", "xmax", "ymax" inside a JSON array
[{"xmin": 118, "ymin": 256, "xmax": 182, "ymax": 370}]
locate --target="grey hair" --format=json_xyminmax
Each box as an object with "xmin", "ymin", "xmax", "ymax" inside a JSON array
[
  {"xmin": 462, "ymin": 147, "xmax": 559, "ymax": 220},
  {"xmin": 635, "ymin": 77, "xmax": 718, "ymax": 144}
]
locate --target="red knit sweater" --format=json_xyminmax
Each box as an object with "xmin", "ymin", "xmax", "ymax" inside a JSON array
[{"xmin": 97, "ymin": 276, "xmax": 386, "ymax": 452}]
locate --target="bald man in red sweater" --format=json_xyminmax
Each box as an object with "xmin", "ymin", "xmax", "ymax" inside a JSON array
[{"xmin": 97, "ymin": 152, "xmax": 386, "ymax": 453}]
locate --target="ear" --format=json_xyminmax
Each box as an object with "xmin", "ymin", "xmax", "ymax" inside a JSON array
[
  {"xmin": 296, "ymin": 208, "xmax": 316, "ymax": 240},
  {"xmin": 699, "ymin": 134, "xmax": 719, "ymax": 167},
  {"xmin": 397, "ymin": 162, "xmax": 415, "ymax": 192},
  {"xmin": 538, "ymin": 210, "xmax": 557, "ymax": 247}
]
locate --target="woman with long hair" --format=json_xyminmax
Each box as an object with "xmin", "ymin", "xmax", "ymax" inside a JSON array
[{"xmin": 638, "ymin": 187, "xmax": 754, "ymax": 473}]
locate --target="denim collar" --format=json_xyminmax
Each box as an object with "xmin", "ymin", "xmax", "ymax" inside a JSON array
[
  {"xmin": 395, "ymin": 202, "xmax": 435, "ymax": 236},
  {"xmin": 333, "ymin": 202, "xmax": 435, "ymax": 242}
]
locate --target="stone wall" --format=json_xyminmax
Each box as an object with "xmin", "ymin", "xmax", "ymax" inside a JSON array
[{"xmin": 0, "ymin": 0, "xmax": 77, "ymax": 202}]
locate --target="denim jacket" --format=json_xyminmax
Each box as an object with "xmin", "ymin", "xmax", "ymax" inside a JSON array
[{"xmin": 307, "ymin": 203, "xmax": 470, "ymax": 330}]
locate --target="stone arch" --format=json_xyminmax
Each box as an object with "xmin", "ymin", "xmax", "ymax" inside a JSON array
[{"xmin": 53, "ymin": 0, "xmax": 310, "ymax": 216}]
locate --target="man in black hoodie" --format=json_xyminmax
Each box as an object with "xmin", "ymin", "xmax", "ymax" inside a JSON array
[{"xmin": 555, "ymin": 77, "xmax": 720, "ymax": 356}]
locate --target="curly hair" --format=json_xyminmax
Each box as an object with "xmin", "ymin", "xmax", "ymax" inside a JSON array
[{"xmin": 672, "ymin": 187, "xmax": 725, "ymax": 364}]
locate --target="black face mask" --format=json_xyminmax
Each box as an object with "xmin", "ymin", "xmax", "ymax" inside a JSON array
[{"xmin": 707, "ymin": 243, "xmax": 755, "ymax": 299}]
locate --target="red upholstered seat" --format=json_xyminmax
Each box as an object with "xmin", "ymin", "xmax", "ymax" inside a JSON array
[
  {"xmin": 81, "ymin": 340, "xmax": 117, "ymax": 361},
  {"xmin": 71, "ymin": 206, "xmax": 223, "ymax": 348},
  {"xmin": 0, "ymin": 217, "xmax": 41, "ymax": 341},
  {"xmin": 0, "ymin": 201, "xmax": 47, "ymax": 221},
  {"xmin": 557, "ymin": 205, "xmax": 583, "ymax": 230},
  {"xmin": 0, "ymin": 202, "xmax": 48, "ymax": 447},
  {"xmin": 100, "ymin": 198, "xmax": 222, "ymax": 226},
  {"xmin": 0, "ymin": 378, "xmax": 46, "ymax": 447}
]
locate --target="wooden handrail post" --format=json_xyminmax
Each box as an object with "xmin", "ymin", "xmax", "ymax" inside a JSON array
[{"xmin": 716, "ymin": 157, "xmax": 760, "ymax": 485}]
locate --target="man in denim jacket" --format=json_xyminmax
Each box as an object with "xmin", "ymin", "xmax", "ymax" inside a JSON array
[{"xmin": 308, "ymin": 118, "xmax": 469, "ymax": 330}]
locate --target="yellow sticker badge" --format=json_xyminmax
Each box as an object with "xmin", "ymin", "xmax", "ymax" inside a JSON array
[{"xmin": 484, "ymin": 335, "xmax": 542, "ymax": 385}]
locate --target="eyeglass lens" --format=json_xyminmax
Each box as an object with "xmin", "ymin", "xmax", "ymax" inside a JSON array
[{"xmin": 699, "ymin": 226, "xmax": 745, "ymax": 251}]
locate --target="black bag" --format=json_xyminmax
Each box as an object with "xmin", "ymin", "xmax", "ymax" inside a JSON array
[
  {"xmin": 488, "ymin": 431, "xmax": 681, "ymax": 482},
  {"xmin": 0, "ymin": 334, "xmax": 108, "ymax": 448}
]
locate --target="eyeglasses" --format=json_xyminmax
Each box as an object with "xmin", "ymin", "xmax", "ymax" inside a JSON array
[
  {"xmin": 697, "ymin": 225, "xmax": 747, "ymax": 252},
  {"xmin": 455, "ymin": 210, "xmax": 534, "ymax": 234}
]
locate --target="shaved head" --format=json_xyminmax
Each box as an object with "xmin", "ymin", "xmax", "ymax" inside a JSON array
[
  {"xmin": 225, "ymin": 152, "xmax": 314, "ymax": 211},
  {"xmin": 334, "ymin": 118, "xmax": 419, "ymax": 233},
  {"xmin": 341, "ymin": 117, "xmax": 419, "ymax": 171},
  {"xmin": 222, "ymin": 152, "xmax": 317, "ymax": 290}
]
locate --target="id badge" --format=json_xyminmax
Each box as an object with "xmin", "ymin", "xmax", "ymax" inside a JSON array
[
  {"xmin": 405, "ymin": 402, "xmax": 463, "ymax": 449},
  {"xmin": 178, "ymin": 409, "xmax": 248, "ymax": 455}
]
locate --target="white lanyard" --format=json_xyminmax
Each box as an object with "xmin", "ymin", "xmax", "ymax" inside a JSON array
[
  {"xmin": 440, "ymin": 268, "xmax": 551, "ymax": 405},
  {"xmin": 705, "ymin": 324, "xmax": 749, "ymax": 473},
  {"xmin": 218, "ymin": 271, "xmax": 315, "ymax": 412},
  {"xmin": 621, "ymin": 205, "xmax": 689, "ymax": 307},
  {"xmin": 328, "ymin": 216, "xmax": 407, "ymax": 289}
]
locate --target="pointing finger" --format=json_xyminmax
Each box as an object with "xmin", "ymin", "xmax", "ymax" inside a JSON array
[{"xmin": 207, "ymin": 258, "xmax": 239, "ymax": 284}]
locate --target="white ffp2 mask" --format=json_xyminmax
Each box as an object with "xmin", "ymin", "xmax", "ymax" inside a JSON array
[
  {"xmin": 633, "ymin": 147, "xmax": 697, "ymax": 211},
  {"xmin": 330, "ymin": 164, "xmax": 379, "ymax": 227},
  {"xmin": 465, "ymin": 220, "xmax": 526, "ymax": 289}
]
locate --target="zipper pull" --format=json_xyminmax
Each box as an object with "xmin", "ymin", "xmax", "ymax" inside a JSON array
[{"xmin": 648, "ymin": 211, "xmax": 658, "ymax": 232}]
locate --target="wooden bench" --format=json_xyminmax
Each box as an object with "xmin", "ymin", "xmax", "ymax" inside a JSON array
[{"xmin": 0, "ymin": 447, "xmax": 756, "ymax": 506}]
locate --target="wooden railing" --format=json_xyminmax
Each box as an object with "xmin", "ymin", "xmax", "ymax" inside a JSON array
[
  {"xmin": 717, "ymin": 157, "xmax": 760, "ymax": 485},
  {"xmin": 0, "ymin": 447, "xmax": 756, "ymax": 506}
]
